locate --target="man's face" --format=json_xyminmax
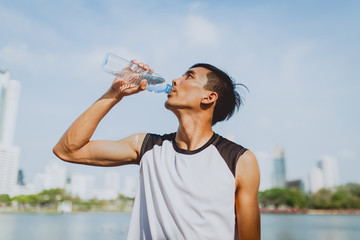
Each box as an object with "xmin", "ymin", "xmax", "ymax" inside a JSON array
[{"xmin": 165, "ymin": 67, "xmax": 211, "ymax": 111}]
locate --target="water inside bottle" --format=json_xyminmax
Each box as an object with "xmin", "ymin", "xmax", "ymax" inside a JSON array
[
  {"xmin": 109, "ymin": 70, "xmax": 143, "ymax": 85},
  {"xmin": 103, "ymin": 53, "xmax": 170, "ymax": 93},
  {"xmin": 142, "ymin": 75, "xmax": 166, "ymax": 85}
]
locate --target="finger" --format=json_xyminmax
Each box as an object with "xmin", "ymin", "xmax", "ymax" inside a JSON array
[
  {"xmin": 127, "ymin": 59, "xmax": 137, "ymax": 72},
  {"xmin": 146, "ymin": 68, "xmax": 154, "ymax": 75},
  {"xmin": 128, "ymin": 80, "xmax": 146, "ymax": 94},
  {"xmin": 130, "ymin": 60, "xmax": 141, "ymax": 72},
  {"xmin": 119, "ymin": 82, "xmax": 138, "ymax": 92},
  {"xmin": 137, "ymin": 62, "xmax": 146, "ymax": 73},
  {"xmin": 139, "ymin": 79, "xmax": 147, "ymax": 90}
]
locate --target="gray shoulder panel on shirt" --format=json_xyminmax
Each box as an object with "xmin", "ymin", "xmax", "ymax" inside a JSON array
[
  {"xmin": 212, "ymin": 135, "xmax": 248, "ymax": 176},
  {"xmin": 139, "ymin": 132, "xmax": 247, "ymax": 176},
  {"xmin": 140, "ymin": 133, "xmax": 175, "ymax": 158}
]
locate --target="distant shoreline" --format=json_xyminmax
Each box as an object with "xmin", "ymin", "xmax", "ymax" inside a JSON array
[
  {"xmin": 260, "ymin": 208, "xmax": 360, "ymax": 215},
  {"xmin": 0, "ymin": 208, "xmax": 132, "ymax": 214},
  {"xmin": 2, "ymin": 208, "xmax": 360, "ymax": 215}
]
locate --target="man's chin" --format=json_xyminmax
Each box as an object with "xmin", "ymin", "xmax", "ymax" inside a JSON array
[
  {"xmin": 164, "ymin": 100, "xmax": 172, "ymax": 110},
  {"xmin": 164, "ymin": 100, "xmax": 180, "ymax": 111}
]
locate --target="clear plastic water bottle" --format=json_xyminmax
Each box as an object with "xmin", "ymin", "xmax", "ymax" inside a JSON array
[{"xmin": 102, "ymin": 53, "xmax": 171, "ymax": 94}]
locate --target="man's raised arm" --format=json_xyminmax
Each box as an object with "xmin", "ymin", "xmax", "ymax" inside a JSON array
[{"xmin": 53, "ymin": 69, "xmax": 148, "ymax": 167}]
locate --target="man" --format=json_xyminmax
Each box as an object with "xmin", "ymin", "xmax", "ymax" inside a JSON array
[{"xmin": 53, "ymin": 60, "xmax": 260, "ymax": 240}]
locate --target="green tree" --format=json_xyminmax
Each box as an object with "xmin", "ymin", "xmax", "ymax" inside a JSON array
[
  {"xmin": 307, "ymin": 184, "xmax": 360, "ymax": 209},
  {"xmin": 37, "ymin": 188, "xmax": 69, "ymax": 206},
  {"xmin": 284, "ymin": 188, "xmax": 307, "ymax": 208},
  {"xmin": 332, "ymin": 186, "xmax": 352, "ymax": 208},
  {"xmin": 259, "ymin": 188, "xmax": 284, "ymax": 207},
  {"xmin": 259, "ymin": 188, "xmax": 307, "ymax": 208},
  {"xmin": 345, "ymin": 183, "xmax": 360, "ymax": 197},
  {"xmin": 308, "ymin": 189, "xmax": 333, "ymax": 209},
  {"xmin": 12, "ymin": 194, "xmax": 41, "ymax": 207},
  {"xmin": 0, "ymin": 194, "xmax": 11, "ymax": 205}
]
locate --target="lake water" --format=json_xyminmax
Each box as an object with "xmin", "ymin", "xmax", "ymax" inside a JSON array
[{"xmin": 0, "ymin": 212, "xmax": 359, "ymax": 240}]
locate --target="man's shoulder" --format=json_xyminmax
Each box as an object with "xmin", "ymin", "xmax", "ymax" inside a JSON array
[
  {"xmin": 145, "ymin": 132, "xmax": 175, "ymax": 145},
  {"xmin": 213, "ymin": 134, "xmax": 247, "ymax": 155},
  {"xmin": 212, "ymin": 133, "xmax": 248, "ymax": 176},
  {"xmin": 140, "ymin": 132, "xmax": 175, "ymax": 157}
]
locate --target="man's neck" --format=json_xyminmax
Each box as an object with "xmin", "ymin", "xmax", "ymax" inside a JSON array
[{"xmin": 175, "ymin": 113, "xmax": 213, "ymax": 151}]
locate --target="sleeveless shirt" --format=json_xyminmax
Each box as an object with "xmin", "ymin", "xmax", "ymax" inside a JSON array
[{"xmin": 127, "ymin": 132, "xmax": 247, "ymax": 240}]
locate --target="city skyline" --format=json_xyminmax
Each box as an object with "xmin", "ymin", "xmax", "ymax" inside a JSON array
[
  {"xmin": 0, "ymin": 1, "xmax": 359, "ymax": 187},
  {"xmin": 18, "ymin": 161, "xmax": 138, "ymax": 199},
  {"xmin": 16, "ymin": 149, "xmax": 341, "ymax": 195},
  {"xmin": 258, "ymin": 146, "xmax": 340, "ymax": 192}
]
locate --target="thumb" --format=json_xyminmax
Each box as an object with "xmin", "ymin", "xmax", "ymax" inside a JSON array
[{"xmin": 139, "ymin": 79, "xmax": 147, "ymax": 91}]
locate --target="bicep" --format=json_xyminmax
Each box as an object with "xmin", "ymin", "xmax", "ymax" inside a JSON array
[
  {"xmin": 66, "ymin": 133, "xmax": 147, "ymax": 166},
  {"xmin": 235, "ymin": 150, "xmax": 261, "ymax": 240}
]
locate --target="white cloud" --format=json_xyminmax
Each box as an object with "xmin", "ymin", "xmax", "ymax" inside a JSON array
[
  {"xmin": 256, "ymin": 115, "xmax": 272, "ymax": 131},
  {"xmin": 280, "ymin": 41, "xmax": 314, "ymax": 91},
  {"xmin": 0, "ymin": 5, "xmax": 63, "ymax": 46},
  {"xmin": 184, "ymin": 15, "xmax": 219, "ymax": 47},
  {"xmin": 0, "ymin": 43, "xmax": 56, "ymax": 76},
  {"xmin": 337, "ymin": 148, "xmax": 357, "ymax": 161},
  {"xmin": 189, "ymin": 1, "xmax": 206, "ymax": 12}
]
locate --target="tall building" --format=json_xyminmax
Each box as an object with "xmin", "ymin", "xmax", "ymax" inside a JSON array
[
  {"xmin": 309, "ymin": 166, "xmax": 324, "ymax": 193},
  {"xmin": 318, "ymin": 155, "xmax": 339, "ymax": 189},
  {"xmin": 0, "ymin": 70, "xmax": 21, "ymax": 145},
  {"xmin": 122, "ymin": 176, "xmax": 137, "ymax": 198},
  {"xmin": 308, "ymin": 155, "xmax": 339, "ymax": 193},
  {"xmin": 105, "ymin": 170, "xmax": 120, "ymax": 192},
  {"xmin": 285, "ymin": 179, "xmax": 304, "ymax": 191},
  {"xmin": 34, "ymin": 162, "xmax": 67, "ymax": 192},
  {"xmin": 94, "ymin": 171, "xmax": 121, "ymax": 200},
  {"xmin": 272, "ymin": 147, "xmax": 286, "ymax": 188},
  {"xmin": 70, "ymin": 174, "xmax": 95, "ymax": 200},
  {"xmin": 0, "ymin": 70, "xmax": 21, "ymax": 196},
  {"xmin": 0, "ymin": 145, "xmax": 20, "ymax": 195},
  {"xmin": 17, "ymin": 169, "xmax": 25, "ymax": 186}
]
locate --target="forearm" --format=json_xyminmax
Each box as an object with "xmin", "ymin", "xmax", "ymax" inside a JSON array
[{"xmin": 53, "ymin": 89, "xmax": 122, "ymax": 159}]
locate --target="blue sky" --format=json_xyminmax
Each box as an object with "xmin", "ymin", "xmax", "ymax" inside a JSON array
[{"xmin": 1, "ymin": 0, "xmax": 359, "ymax": 190}]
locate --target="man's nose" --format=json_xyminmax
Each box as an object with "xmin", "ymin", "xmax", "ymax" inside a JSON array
[{"xmin": 172, "ymin": 78, "xmax": 180, "ymax": 86}]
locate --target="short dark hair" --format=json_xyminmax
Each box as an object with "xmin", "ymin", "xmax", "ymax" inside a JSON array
[{"xmin": 190, "ymin": 63, "xmax": 246, "ymax": 125}]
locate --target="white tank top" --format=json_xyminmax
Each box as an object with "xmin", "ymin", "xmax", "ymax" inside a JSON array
[{"xmin": 127, "ymin": 133, "xmax": 247, "ymax": 240}]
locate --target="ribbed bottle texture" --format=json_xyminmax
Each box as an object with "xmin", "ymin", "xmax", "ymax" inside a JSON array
[{"xmin": 102, "ymin": 53, "xmax": 171, "ymax": 94}]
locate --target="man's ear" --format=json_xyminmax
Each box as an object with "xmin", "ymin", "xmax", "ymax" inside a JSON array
[{"xmin": 201, "ymin": 92, "xmax": 218, "ymax": 104}]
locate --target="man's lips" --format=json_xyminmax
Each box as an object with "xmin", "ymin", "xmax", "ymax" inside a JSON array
[{"xmin": 167, "ymin": 87, "xmax": 176, "ymax": 97}]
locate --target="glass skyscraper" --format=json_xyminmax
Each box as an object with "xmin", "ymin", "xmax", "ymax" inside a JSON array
[{"xmin": 272, "ymin": 147, "xmax": 286, "ymax": 188}]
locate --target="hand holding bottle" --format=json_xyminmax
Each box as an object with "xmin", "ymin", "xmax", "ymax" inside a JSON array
[
  {"xmin": 102, "ymin": 53, "xmax": 171, "ymax": 94},
  {"xmin": 109, "ymin": 60, "xmax": 149, "ymax": 98}
]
